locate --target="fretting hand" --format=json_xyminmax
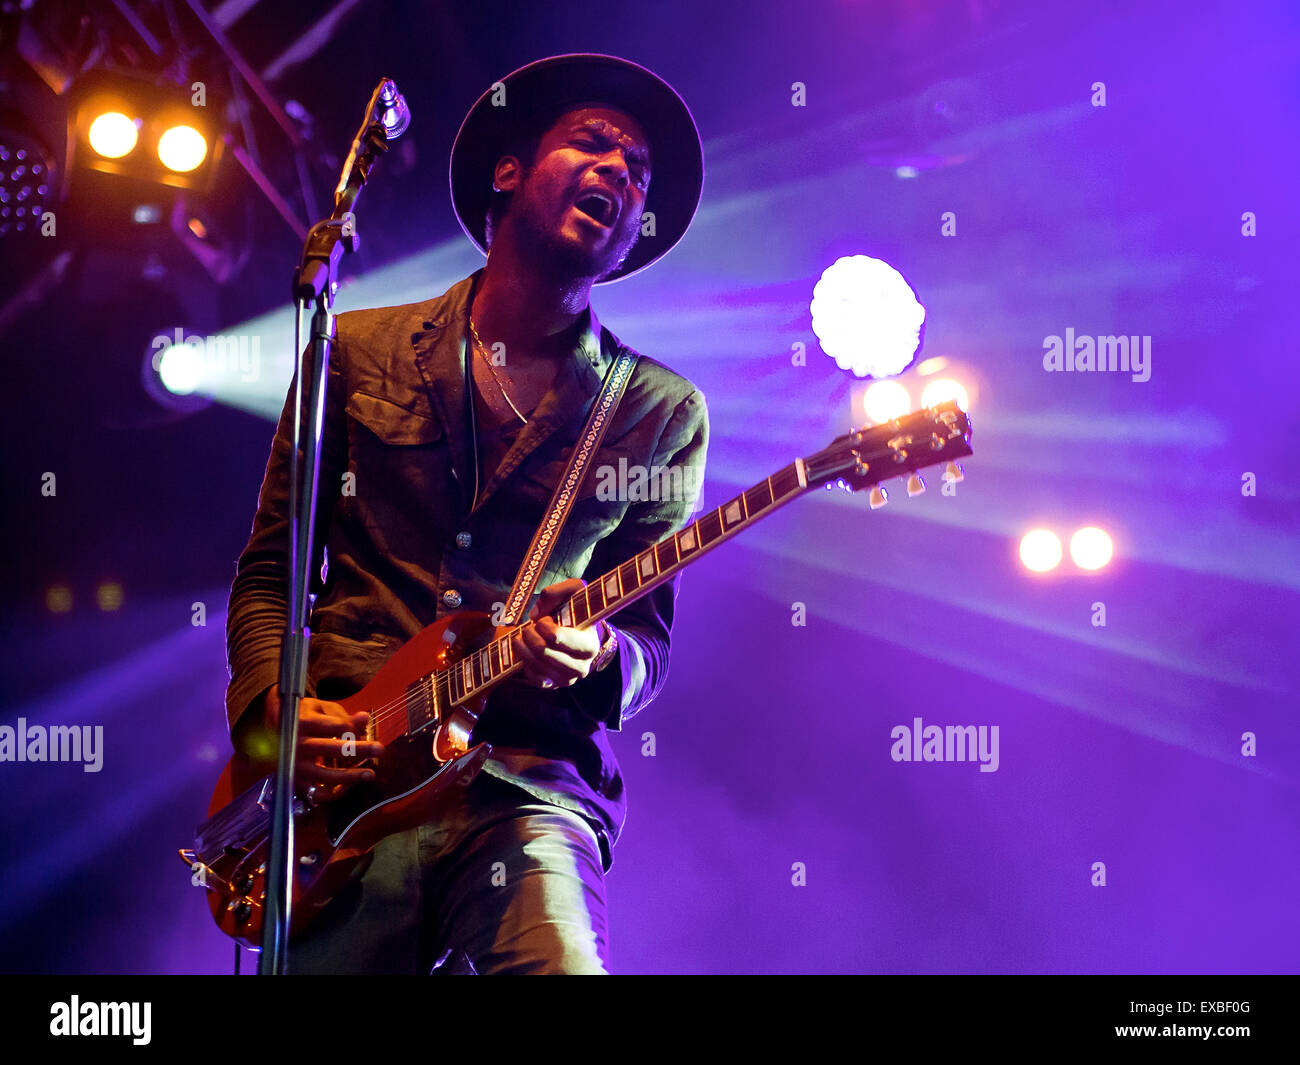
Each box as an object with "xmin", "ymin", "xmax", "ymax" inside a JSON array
[{"xmin": 509, "ymin": 579, "xmax": 610, "ymax": 689}]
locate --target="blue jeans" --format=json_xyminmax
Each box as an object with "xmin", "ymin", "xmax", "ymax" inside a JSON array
[{"xmin": 288, "ymin": 773, "xmax": 610, "ymax": 974}]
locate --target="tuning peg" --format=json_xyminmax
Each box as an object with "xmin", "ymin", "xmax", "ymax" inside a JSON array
[
  {"xmin": 942, "ymin": 462, "xmax": 964, "ymax": 483},
  {"xmin": 906, "ymin": 472, "xmax": 925, "ymax": 497},
  {"xmin": 868, "ymin": 485, "xmax": 888, "ymax": 509}
]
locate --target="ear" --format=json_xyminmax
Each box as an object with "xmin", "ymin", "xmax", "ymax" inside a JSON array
[{"xmin": 492, "ymin": 155, "xmax": 525, "ymax": 194}]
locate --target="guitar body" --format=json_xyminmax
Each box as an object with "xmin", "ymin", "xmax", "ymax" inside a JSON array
[
  {"xmin": 183, "ymin": 403, "xmax": 974, "ymax": 949},
  {"xmin": 185, "ymin": 611, "xmax": 497, "ymax": 949}
]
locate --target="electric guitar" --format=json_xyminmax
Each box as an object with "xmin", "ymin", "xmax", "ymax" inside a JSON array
[{"xmin": 181, "ymin": 401, "xmax": 973, "ymax": 947}]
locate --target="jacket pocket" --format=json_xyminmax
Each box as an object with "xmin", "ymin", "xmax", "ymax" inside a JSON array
[
  {"xmin": 346, "ymin": 392, "xmax": 443, "ymax": 445},
  {"xmin": 344, "ymin": 390, "xmax": 456, "ymax": 557}
]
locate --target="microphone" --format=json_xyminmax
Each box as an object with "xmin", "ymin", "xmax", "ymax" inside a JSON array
[{"xmin": 377, "ymin": 79, "xmax": 411, "ymax": 139}]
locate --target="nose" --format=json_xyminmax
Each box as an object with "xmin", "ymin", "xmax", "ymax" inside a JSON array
[{"xmin": 593, "ymin": 149, "xmax": 630, "ymax": 188}]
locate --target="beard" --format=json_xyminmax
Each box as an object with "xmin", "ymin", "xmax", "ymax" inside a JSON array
[{"xmin": 510, "ymin": 180, "xmax": 642, "ymax": 282}]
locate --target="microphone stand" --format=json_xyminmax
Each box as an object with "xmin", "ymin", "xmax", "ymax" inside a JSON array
[{"xmin": 259, "ymin": 79, "xmax": 404, "ymax": 975}]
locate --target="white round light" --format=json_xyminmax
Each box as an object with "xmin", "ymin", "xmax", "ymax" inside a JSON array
[
  {"xmin": 157, "ymin": 341, "xmax": 205, "ymax": 395},
  {"xmin": 1070, "ymin": 527, "xmax": 1113, "ymax": 571},
  {"xmin": 811, "ymin": 254, "xmax": 925, "ymax": 378},
  {"xmin": 1019, "ymin": 529, "xmax": 1063, "ymax": 573}
]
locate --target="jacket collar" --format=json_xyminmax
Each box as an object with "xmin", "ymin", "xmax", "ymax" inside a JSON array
[{"xmin": 409, "ymin": 268, "xmax": 614, "ymax": 515}]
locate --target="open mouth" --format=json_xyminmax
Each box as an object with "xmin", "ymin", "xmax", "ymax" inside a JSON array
[{"xmin": 572, "ymin": 189, "xmax": 618, "ymax": 228}]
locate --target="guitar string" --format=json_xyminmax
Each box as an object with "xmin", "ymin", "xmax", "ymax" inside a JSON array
[
  {"xmin": 330, "ymin": 487, "xmax": 791, "ymax": 739},
  {"xmin": 319, "ymin": 477, "xmax": 803, "ymax": 744}
]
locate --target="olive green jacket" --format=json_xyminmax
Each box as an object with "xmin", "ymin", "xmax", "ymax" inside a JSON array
[{"xmin": 224, "ymin": 269, "xmax": 709, "ymax": 854}]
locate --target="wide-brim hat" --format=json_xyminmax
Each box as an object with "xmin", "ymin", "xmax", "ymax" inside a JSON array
[{"xmin": 449, "ymin": 53, "xmax": 703, "ymax": 284}]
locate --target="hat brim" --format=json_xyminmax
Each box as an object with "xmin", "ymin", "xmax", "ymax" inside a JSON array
[{"xmin": 449, "ymin": 53, "xmax": 703, "ymax": 284}]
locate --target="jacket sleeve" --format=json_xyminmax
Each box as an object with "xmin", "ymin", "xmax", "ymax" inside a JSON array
[
  {"xmin": 224, "ymin": 342, "xmax": 349, "ymax": 753},
  {"xmin": 563, "ymin": 386, "xmax": 710, "ymax": 732}
]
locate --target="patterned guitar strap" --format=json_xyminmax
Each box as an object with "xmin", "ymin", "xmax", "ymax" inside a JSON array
[{"xmin": 497, "ymin": 347, "xmax": 640, "ymax": 629}]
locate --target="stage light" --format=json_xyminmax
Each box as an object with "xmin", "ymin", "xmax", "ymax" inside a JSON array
[
  {"xmin": 157, "ymin": 125, "xmax": 207, "ymax": 173},
  {"xmin": 70, "ymin": 72, "xmax": 221, "ymax": 191},
  {"xmin": 1069, "ymin": 527, "xmax": 1114, "ymax": 571},
  {"xmin": 1020, "ymin": 529, "xmax": 1063, "ymax": 573},
  {"xmin": 862, "ymin": 379, "xmax": 911, "ymax": 424},
  {"xmin": 915, "ymin": 356, "xmax": 949, "ymax": 376},
  {"xmin": 920, "ymin": 377, "xmax": 969, "ymax": 412},
  {"xmin": 156, "ymin": 338, "xmax": 205, "ymax": 395},
  {"xmin": 46, "ymin": 585, "xmax": 73, "ymax": 613},
  {"xmin": 87, "ymin": 111, "xmax": 139, "ymax": 159},
  {"xmin": 95, "ymin": 582, "xmax": 125, "ymax": 611},
  {"xmin": 811, "ymin": 254, "xmax": 926, "ymax": 378},
  {"xmin": 0, "ymin": 127, "xmax": 56, "ymax": 238}
]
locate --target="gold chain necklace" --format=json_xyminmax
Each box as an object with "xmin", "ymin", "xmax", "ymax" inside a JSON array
[{"xmin": 468, "ymin": 314, "xmax": 528, "ymax": 425}]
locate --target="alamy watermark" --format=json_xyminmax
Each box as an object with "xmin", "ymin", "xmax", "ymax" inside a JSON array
[
  {"xmin": 1042, "ymin": 328, "xmax": 1151, "ymax": 382},
  {"xmin": 890, "ymin": 716, "xmax": 999, "ymax": 772},
  {"xmin": 0, "ymin": 718, "xmax": 103, "ymax": 772},
  {"xmin": 151, "ymin": 327, "xmax": 261, "ymax": 384},
  {"xmin": 50, "ymin": 997, "xmax": 150, "ymax": 1045},
  {"xmin": 594, "ymin": 457, "xmax": 705, "ymax": 512}
]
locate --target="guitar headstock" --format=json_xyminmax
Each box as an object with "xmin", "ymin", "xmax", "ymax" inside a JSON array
[{"xmin": 803, "ymin": 400, "xmax": 973, "ymax": 507}]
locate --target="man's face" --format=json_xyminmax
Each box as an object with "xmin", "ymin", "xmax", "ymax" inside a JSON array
[{"xmin": 497, "ymin": 104, "xmax": 651, "ymax": 281}]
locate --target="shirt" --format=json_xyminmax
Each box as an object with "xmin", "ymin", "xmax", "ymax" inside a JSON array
[{"xmin": 224, "ymin": 269, "xmax": 709, "ymax": 855}]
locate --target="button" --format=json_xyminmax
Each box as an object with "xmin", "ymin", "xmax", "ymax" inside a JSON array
[
  {"xmin": 455, "ymin": 531, "xmax": 472, "ymax": 549},
  {"xmin": 441, "ymin": 589, "xmax": 463, "ymax": 609}
]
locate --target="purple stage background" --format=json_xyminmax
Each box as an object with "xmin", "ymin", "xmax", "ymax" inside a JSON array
[{"xmin": 1, "ymin": 0, "xmax": 1297, "ymax": 974}]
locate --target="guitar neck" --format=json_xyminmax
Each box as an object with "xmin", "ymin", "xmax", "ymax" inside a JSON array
[{"xmin": 440, "ymin": 458, "xmax": 815, "ymax": 707}]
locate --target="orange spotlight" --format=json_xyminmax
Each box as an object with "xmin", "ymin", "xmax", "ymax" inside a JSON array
[
  {"xmin": 862, "ymin": 379, "xmax": 911, "ymax": 424},
  {"xmin": 920, "ymin": 377, "xmax": 970, "ymax": 412},
  {"xmin": 157, "ymin": 125, "xmax": 208, "ymax": 172},
  {"xmin": 95, "ymin": 581, "xmax": 125, "ymax": 611},
  {"xmin": 87, "ymin": 111, "xmax": 139, "ymax": 158}
]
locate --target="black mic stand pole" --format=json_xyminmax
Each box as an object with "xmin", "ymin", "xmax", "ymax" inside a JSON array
[{"xmin": 259, "ymin": 79, "xmax": 404, "ymax": 975}]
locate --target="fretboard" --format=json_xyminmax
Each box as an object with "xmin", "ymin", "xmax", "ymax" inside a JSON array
[{"xmin": 405, "ymin": 456, "xmax": 811, "ymax": 729}]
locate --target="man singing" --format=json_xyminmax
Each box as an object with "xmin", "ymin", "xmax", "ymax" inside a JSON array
[{"xmin": 224, "ymin": 54, "xmax": 708, "ymax": 974}]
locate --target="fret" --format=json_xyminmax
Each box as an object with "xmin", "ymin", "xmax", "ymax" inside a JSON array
[
  {"xmin": 773, "ymin": 464, "xmax": 800, "ymax": 498},
  {"xmin": 570, "ymin": 592, "xmax": 590, "ymax": 627},
  {"xmin": 655, "ymin": 539, "xmax": 675, "ymax": 573},
  {"xmin": 744, "ymin": 480, "xmax": 769, "ymax": 515},
  {"xmin": 638, "ymin": 547, "xmax": 657, "ymax": 580},
  {"xmin": 488, "ymin": 640, "xmax": 500, "ymax": 677},
  {"xmin": 618, "ymin": 558, "xmax": 640, "ymax": 597},
  {"xmin": 698, "ymin": 508, "xmax": 723, "ymax": 546}
]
